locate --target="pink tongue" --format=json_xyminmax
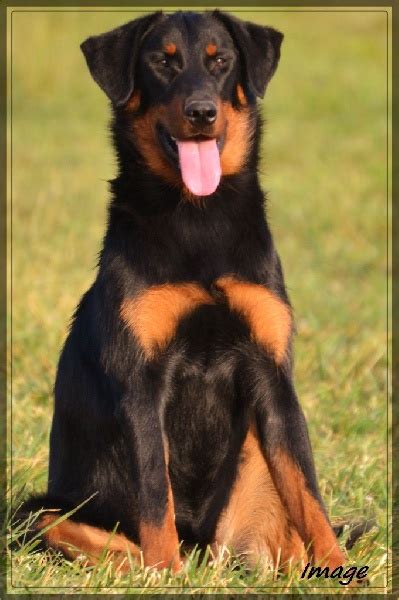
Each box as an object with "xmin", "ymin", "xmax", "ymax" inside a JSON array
[{"xmin": 176, "ymin": 139, "xmax": 221, "ymax": 196}]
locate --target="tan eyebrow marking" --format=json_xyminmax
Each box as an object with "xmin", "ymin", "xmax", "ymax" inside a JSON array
[
  {"xmin": 206, "ymin": 43, "xmax": 218, "ymax": 56},
  {"xmin": 164, "ymin": 42, "xmax": 177, "ymax": 55}
]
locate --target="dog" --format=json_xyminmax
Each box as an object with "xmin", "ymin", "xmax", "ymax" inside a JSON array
[{"xmin": 18, "ymin": 10, "xmax": 347, "ymax": 574}]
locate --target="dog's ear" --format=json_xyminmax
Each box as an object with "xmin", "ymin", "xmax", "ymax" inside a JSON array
[
  {"xmin": 213, "ymin": 11, "xmax": 283, "ymax": 99},
  {"xmin": 80, "ymin": 12, "xmax": 163, "ymax": 106}
]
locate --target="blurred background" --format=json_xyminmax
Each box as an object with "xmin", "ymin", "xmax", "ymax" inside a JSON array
[{"xmin": 9, "ymin": 8, "xmax": 390, "ymax": 589}]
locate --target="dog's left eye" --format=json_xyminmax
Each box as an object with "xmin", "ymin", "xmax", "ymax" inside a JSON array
[
  {"xmin": 208, "ymin": 55, "xmax": 230, "ymax": 73},
  {"xmin": 158, "ymin": 56, "xmax": 170, "ymax": 67},
  {"xmin": 149, "ymin": 53, "xmax": 172, "ymax": 69}
]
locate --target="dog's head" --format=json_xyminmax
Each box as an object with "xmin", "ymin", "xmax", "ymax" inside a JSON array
[{"xmin": 81, "ymin": 11, "xmax": 283, "ymax": 198}]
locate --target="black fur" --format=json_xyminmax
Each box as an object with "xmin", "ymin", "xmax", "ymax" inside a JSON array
[{"xmin": 16, "ymin": 10, "xmax": 340, "ymax": 567}]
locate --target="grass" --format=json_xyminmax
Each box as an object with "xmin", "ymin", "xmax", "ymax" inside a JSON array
[{"xmin": 6, "ymin": 7, "xmax": 390, "ymax": 595}]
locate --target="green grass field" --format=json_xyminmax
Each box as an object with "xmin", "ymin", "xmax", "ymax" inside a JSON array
[{"xmin": 7, "ymin": 8, "xmax": 391, "ymax": 594}]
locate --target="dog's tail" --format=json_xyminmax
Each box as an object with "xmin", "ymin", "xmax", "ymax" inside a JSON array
[
  {"xmin": 11, "ymin": 494, "xmax": 140, "ymax": 571},
  {"xmin": 332, "ymin": 517, "xmax": 377, "ymax": 550}
]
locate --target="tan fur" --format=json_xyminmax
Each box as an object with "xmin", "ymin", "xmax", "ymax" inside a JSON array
[
  {"xmin": 139, "ymin": 483, "xmax": 180, "ymax": 572},
  {"xmin": 131, "ymin": 105, "xmax": 182, "ymax": 188},
  {"xmin": 39, "ymin": 514, "xmax": 140, "ymax": 572},
  {"xmin": 165, "ymin": 42, "xmax": 177, "ymax": 55},
  {"xmin": 126, "ymin": 91, "xmax": 141, "ymax": 112},
  {"xmin": 219, "ymin": 103, "xmax": 252, "ymax": 176},
  {"xmin": 130, "ymin": 99, "xmax": 252, "ymax": 199},
  {"xmin": 215, "ymin": 424, "xmax": 305, "ymax": 570},
  {"xmin": 215, "ymin": 276, "xmax": 292, "ymax": 363},
  {"xmin": 206, "ymin": 43, "xmax": 218, "ymax": 56},
  {"xmin": 236, "ymin": 84, "xmax": 247, "ymax": 106},
  {"xmin": 120, "ymin": 283, "xmax": 214, "ymax": 358},
  {"xmin": 274, "ymin": 450, "xmax": 346, "ymax": 568},
  {"xmin": 136, "ymin": 437, "xmax": 180, "ymax": 572}
]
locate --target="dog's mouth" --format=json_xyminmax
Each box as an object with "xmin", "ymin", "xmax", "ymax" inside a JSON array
[{"xmin": 158, "ymin": 124, "xmax": 224, "ymax": 196}]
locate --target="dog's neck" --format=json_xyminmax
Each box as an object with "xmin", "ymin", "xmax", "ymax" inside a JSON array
[{"xmin": 99, "ymin": 106, "xmax": 273, "ymax": 283}]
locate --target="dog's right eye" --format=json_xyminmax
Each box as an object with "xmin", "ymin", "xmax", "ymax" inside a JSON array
[
  {"xmin": 148, "ymin": 53, "xmax": 171, "ymax": 68},
  {"xmin": 147, "ymin": 52, "xmax": 182, "ymax": 79},
  {"xmin": 154, "ymin": 56, "xmax": 169, "ymax": 68}
]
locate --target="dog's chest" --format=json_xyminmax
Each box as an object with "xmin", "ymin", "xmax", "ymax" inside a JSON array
[{"xmin": 120, "ymin": 276, "xmax": 291, "ymax": 365}]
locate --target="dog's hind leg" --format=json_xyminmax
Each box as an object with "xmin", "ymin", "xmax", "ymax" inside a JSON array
[
  {"xmin": 13, "ymin": 496, "xmax": 141, "ymax": 572},
  {"xmin": 36, "ymin": 514, "xmax": 140, "ymax": 571},
  {"xmin": 250, "ymin": 363, "xmax": 346, "ymax": 570},
  {"xmin": 214, "ymin": 423, "xmax": 306, "ymax": 572}
]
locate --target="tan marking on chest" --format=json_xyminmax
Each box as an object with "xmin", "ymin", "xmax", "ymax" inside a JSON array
[
  {"xmin": 120, "ymin": 283, "xmax": 214, "ymax": 358},
  {"xmin": 215, "ymin": 276, "xmax": 292, "ymax": 363}
]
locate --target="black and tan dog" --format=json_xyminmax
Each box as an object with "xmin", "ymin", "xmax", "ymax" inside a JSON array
[{"xmin": 19, "ymin": 10, "xmax": 347, "ymax": 574}]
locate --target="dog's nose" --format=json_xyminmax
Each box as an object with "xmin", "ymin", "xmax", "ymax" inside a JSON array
[{"xmin": 184, "ymin": 100, "xmax": 217, "ymax": 126}]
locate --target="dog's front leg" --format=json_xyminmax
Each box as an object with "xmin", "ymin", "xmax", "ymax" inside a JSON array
[
  {"xmin": 252, "ymin": 365, "xmax": 346, "ymax": 569},
  {"xmin": 120, "ymin": 372, "xmax": 180, "ymax": 572}
]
